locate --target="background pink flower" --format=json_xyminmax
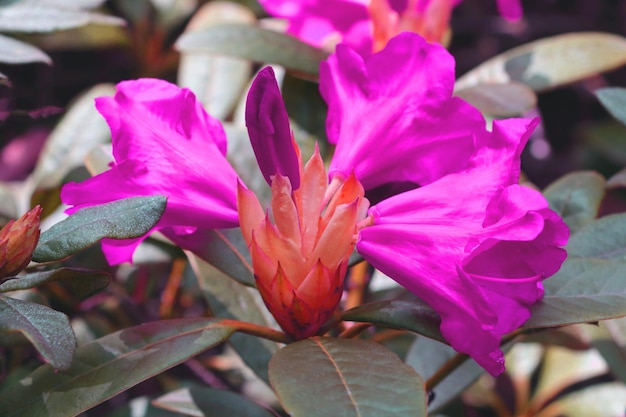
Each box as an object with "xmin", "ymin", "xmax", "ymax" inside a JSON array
[{"xmin": 259, "ymin": 0, "xmax": 523, "ymax": 55}]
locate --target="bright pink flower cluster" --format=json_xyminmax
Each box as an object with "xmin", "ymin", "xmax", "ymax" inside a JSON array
[
  {"xmin": 259, "ymin": 0, "xmax": 523, "ymax": 55},
  {"xmin": 62, "ymin": 32, "xmax": 566, "ymax": 376}
]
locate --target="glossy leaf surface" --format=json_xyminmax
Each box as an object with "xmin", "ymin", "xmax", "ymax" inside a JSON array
[
  {"xmin": 0, "ymin": 318, "xmax": 235, "ymax": 417},
  {"xmin": 342, "ymin": 299, "xmax": 445, "ymax": 343},
  {"xmin": 269, "ymin": 337, "xmax": 427, "ymax": 417}
]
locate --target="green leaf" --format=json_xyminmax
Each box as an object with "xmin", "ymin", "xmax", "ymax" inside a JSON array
[
  {"xmin": 187, "ymin": 254, "xmax": 279, "ymax": 383},
  {"xmin": 566, "ymin": 213, "xmax": 626, "ymax": 259},
  {"xmin": 175, "ymin": 23, "xmax": 327, "ymax": 76},
  {"xmin": 177, "ymin": 1, "xmax": 255, "ymax": 120},
  {"xmin": 525, "ymin": 214, "xmax": 626, "ymax": 328},
  {"xmin": 0, "ymin": 268, "xmax": 110, "ymax": 299},
  {"xmin": 269, "ymin": 337, "xmax": 427, "ymax": 417},
  {"xmin": 33, "ymin": 195, "xmax": 167, "ymax": 262},
  {"xmin": 0, "ymin": 33, "xmax": 51, "ymax": 64},
  {"xmin": 0, "ymin": 295, "xmax": 76, "ymax": 370},
  {"xmin": 454, "ymin": 82, "xmax": 537, "ymax": 117},
  {"xmin": 153, "ymin": 386, "xmax": 278, "ymax": 417},
  {"xmin": 0, "ymin": 318, "xmax": 235, "ymax": 417},
  {"xmin": 596, "ymin": 87, "xmax": 626, "ymax": 126},
  {"xmin": 457, "ymin": 32, "xmax": 626, "ymax": 92},
  {"xmin": 405, "ymin": 337, "xmax": 483, "ymax": 413},
  {"xmin": 543, "ymin": 171, "xmax": 606, "ymax": 232},
  {"xmin": 342, "ymin": 299, "xmax": 445, "ymax": 344},
  {"xmin": 187, "ymin": 228, "xmax": 255, "ymax": 287},
  {"xmin": 0, "ymin": 5, "xmax": 124, "ymax": 32}
]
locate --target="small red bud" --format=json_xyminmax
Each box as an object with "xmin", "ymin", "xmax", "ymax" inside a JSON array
[{"xmin": 0, "ymin": 206, "xmax": 42, "ymax": 280}]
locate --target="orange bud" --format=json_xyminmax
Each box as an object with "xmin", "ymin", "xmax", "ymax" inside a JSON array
[
  {"xmin": 0, "ymin": 206, "xmax": 42, "ymax": 280},
  {"xmin": 369, "ymin": 0, "xmax": 454, "ymax": 51},
  {"xmin": 238, "ymin": 144, "xmax": 369, "ymax": 339}
]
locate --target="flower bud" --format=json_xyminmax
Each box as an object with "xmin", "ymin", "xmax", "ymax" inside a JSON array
[
  {"xmin": 238, "ymin": 147, "xmax": 369, "ymax": 339},
  {"xmin": 0, "ymin": 206, "xmax": 42, "ymax": 280}
]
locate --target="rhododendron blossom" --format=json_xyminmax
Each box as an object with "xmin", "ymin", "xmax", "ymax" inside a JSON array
[
  {"xmin": 61, "ymin": 32, "xmax": 567, "ymax": 376},
  {"xmin": 259, "ymin": 0, "xmax": 523, "ymax": 55},
  {"xmin": 240, "ymin": 69, "xmax": 369, "ymax": 338},
  {"xmin": 61, "ymin": 79, "xmax": 241, "ymax": 264}
]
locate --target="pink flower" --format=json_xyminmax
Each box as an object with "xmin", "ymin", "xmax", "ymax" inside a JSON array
[
  {"xmin": 357, "ymin": 118, "xmax": 569, "ymax": 375},
  {"xmin": 61, "ymin": 79, "xmax": 241, "ymax": 264},
  {"xmin": 259, "ymin": 0, "xmax": 523, "ymax": 55},
  {"xmin": 320, "ymin": 32, "xmax": 485, "ymax": 192}
]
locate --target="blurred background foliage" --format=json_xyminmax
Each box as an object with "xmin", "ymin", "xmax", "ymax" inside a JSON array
[{"xmin": 0, "ymin": 1, "xmax": 625, "ymax": 416}]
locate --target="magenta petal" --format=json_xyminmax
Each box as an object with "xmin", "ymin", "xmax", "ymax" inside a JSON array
[
  {"xmin": 61, "ymin": 78, "xmax": 241, "ymax": 264},
  {"xmin": 245, "ymin": 67, "xmax": 300, "ymax": 189},
  {"xmin": 357, "ymin": 145, "xmax": 568, "ymax": 375},
  {"xmin": 258, "ymin": 0, "xmax": 371, "ymax": 54},
  {"xmin": 496, "ymin": 0, "xmax": 523, "ymax": 20},
  {"xmin": 321, "ymin": 32, "xmax": 486, "ymax": 190}
]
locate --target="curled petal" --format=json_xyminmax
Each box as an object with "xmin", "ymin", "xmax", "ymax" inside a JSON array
[
  {"xmin": 61, "ymin": 79, "xmax": 240, "ymax": 264},
  {"xmin": 246, "ymin": 67, "xmax": 300, "ymax": 189},
  {"xmin": 358, "ymin": 159, "xmax": 568, "ymax": 375},
  {"xmin": 321, "ymin": 32, "xmax": 486, "ymax": 190}
]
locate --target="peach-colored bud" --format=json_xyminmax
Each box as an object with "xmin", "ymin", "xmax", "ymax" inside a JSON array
[
  {"xmin": 0, "ymin": 206, "xmax": 42, "ymax": 280},
  {"xmin": 238, "ymin": 145, "xmax": 369, "ymax": 339}
]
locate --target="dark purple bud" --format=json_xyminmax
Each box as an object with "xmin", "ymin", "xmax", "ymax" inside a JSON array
[{"xmin": 245, "ymin": 67, "xmax": 300, "ymax": 189}]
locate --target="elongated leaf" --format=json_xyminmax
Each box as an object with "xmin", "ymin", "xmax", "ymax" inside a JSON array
[
  {"xmin": 525, "ymin": 214, "xmax": 626, "ymax": 328},
  {"xmin": 175, "ymin": 24, "xmax": 327, "ymax": 76},
  {"xmin": 0, "ymin": 6, "xmax": 124, "ymax": 32},
  {"xmin": 454, "ymin": 82, "xmax": 537, "ymax": 117},
  {"xmin": 0, "ymin": 268, "xmax": 110, "ymax": 299},
  {"xmin": 566, "ymin": 212, "xmax": 626, "ymax": 259},
  {"xmin": 342, "ymin": 299, "xmax": 445, "ymax": 344},
  {"xmin": 0, "ymin": 318, "xmax": 235, "ymax": 417},
  {"xmin": 527, "ymin": 258, "xmax": 626, "ymax": 327},
  {"xmin": 457, "ymin": 32, "xmax": 626, "ymax": 92},
  {"xmin": 543, "ymin": 171, "xmax": 606, "ymax": 232},
  {"xmin": 269, "ymin": 337, "xmax": 427, "ymax": 417},
  {"xmin": 0, "ymin": 295, "xmax": 76, "ymax": 370},
  {"xmin": 596, "ymin": 87, "xmax": 626, "ymax": 126},
  {"xmin": 0, "ymin": 33, "xmax": 51, "ymax": 64},
  {"xmin": 177, "ymin": 1, "xmax": 255, "ymax": 119},
  {"xmin": 33, "ymin": 195, "xmax": 167, "ymax": 262},
  {"xmin": 405, "ymin": 337, "xmax": 483, "ymax": 413},
  {"xmin": 153, "ymin": 386, "xmax": 278, "ymax": 417},
  {"xmin": 187, "ymin": 254, "xmax": 279, "ymax": 383}
]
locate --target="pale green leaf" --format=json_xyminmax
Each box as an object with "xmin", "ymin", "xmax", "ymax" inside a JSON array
[
  {"xmin": 457, "ymin": 32, "xmax": 626, "ymax": 92},
  {"xmin": 33, "ymin": 195, "xmax": 167, "ymax": 262},
  {"xmin": 175, "ymin": 23, "xmax": 327, "ymax": 76}
]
